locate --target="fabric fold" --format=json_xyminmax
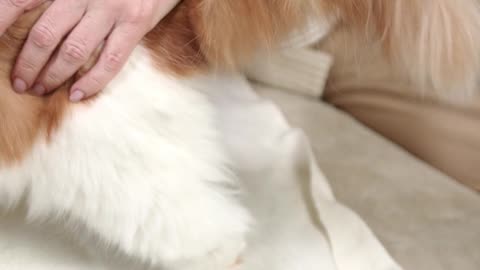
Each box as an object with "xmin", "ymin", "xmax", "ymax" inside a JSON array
[{"xmin": 204, "ymin": 75, "xmax": 403, "ymax": 270}]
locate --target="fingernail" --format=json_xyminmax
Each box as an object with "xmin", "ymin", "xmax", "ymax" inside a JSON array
[
  {"xmin": 32, "ymin": 84, "xmax": 45, "ymax": 96},
  {"xmin": 69, "ymin": 89, "xmax": 85, "ymax": 102},
  {"xmin": 13, "ymin": 78, "xmax": 27, "ymax": 93}
]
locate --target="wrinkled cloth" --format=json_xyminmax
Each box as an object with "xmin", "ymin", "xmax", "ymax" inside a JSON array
[
  {"xmin": 256, "ymin": 84, "xmax": 480, "ymax": 270},
  {"xmin": 203, "ymin": 76, "xmax": 402, "ymax": 270}
]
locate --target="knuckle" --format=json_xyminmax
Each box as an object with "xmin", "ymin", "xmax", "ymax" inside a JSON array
[
  {"xmin": 17, "ymin": 58, "xmax": 37, "ymax": 72},
  {"xmin": 62, "ymin": 40, "xmax": 89, "ymax": 63},
  {"xmin": 88, "ymin": 75, "xmax": 103, "ymax": 89},
  {"xmin": 108, "ymin": 0, "xmax": 123, "ymax": 12},
  {"xmin": 30, "ymin": 23, "xmax": 56, "ymax": 48},
  {"xmin": 7, "ymin": 0, "xmax": 30, "ymax": 8},
  {"xmin": 44, "ymin": 71, "xmax": 62, "ymax": 86},
  {"xmin": 103, "ymin": 52, "xmax": 123, "ymax": 73},
  {"xmin": 80, "ymin": 74, "xmax": 103, "ymax": 92},
  {"xmin": 124, "ymin": 5, "xmax": 152, "ymax": 25}
]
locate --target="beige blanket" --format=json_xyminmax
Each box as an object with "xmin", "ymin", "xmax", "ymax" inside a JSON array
[{"xmin": 257, "ymin": 84, "xmax": 480, "ymax": 270}]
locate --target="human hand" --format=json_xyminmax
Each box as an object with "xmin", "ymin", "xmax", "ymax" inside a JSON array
[{"xmin": 0, "ymin": 0, "xmax": 180, "ymax": 101}]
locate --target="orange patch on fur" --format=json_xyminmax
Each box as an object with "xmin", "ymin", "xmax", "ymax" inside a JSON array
[
  {"xmin": 144, "ymin": 0, "xmax": 318, "ymax": 73},
  {"xmin": 0, "ymin": 4, "xmax": 70, "ymax": 164},
  {"xmin": 144, "ymin": 1, "xmax": 208, "ymax": 75},
  {"xmin": 195, "ymin": 0, "xmax": 318, "ymax": 70}
]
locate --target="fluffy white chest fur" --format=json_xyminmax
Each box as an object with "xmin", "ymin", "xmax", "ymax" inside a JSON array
[{"xmin": 0, "ymin": 47, "xmax": 250, "ymax": 270}]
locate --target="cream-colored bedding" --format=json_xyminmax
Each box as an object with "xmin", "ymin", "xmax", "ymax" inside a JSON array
[{"xmin": 257, "ymin": 84, "xmax": 480, "ymax": 270}]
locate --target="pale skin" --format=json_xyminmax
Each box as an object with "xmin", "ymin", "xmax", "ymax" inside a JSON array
[{"xmin": 0, "ymin": 0, "xmax": 180, "ymax": 102}]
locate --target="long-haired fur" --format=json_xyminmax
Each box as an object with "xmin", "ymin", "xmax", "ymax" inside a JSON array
[
  {"xmin": 321, "ymin": 0, "xmax": 480, "ymax": 99},
  {"xmin": 144, "ymin": 0, "xmax": 320, "ymax": 73},
  {"xmin": 1, "ymin": 0, "xmax": 480, "ymax": 268}
]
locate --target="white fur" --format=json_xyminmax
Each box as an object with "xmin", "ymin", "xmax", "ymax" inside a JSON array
[{"xmin": 0, "ymin": 47, "xmax": 250, "ymax": 270}]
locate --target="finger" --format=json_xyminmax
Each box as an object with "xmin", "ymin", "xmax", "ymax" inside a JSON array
[
  {"xmin": 69, "ymin": 24, "xmax": 144, "ymax": 102},
  {"xmin": 12, "ymin": 0, "xmax": 86, "ymax": 93},
  {"xmin": 34, "ymin": 10, "xmax": 115, "ymax": 95},
  {"xmin": 0, "ymin": 0, "xmax": 41, "ymax": 36}
]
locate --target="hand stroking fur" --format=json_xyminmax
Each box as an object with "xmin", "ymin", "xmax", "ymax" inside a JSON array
[{"xmin": 0, "ymin": 1, "xmax": 479, "ymax": 269}]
